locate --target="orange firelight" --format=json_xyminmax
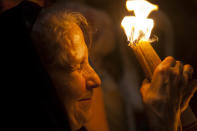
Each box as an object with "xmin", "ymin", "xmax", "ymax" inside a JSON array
[
  {"xmin": 121, "ymin": 0, "xmax": 158, "ymax": 45},
  {"xmin": 121, "ymin": 0, "xmax": 161, "ymax": 79}
]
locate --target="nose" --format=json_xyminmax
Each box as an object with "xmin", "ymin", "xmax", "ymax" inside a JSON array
[{"xmin": 86, "ymin": 67, "xmax": 101, "ymax": 89}]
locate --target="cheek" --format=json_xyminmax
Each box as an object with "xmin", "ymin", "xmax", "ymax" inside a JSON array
[{"xmin": 66, "ymin": 71, "xmax": 86, "ymax": 99}]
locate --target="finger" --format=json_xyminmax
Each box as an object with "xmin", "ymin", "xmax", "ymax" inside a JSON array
[
  {"xmin": 188, "ymin": 79, "xmax": 197, "ymax": 94},
  {"xmin": 182, "ymin": 65, "xmax": 193, "ymax": 86},
  {"xmin": 181, "ymin": 79, "xmax": 197, "ymax": 112},
  {"xmin": 160, "ymin": 56, "xmax": 176, "ymax": 68},
  {"xmin": 184, "ymin": 64, "xmax": 194, "ymax": 78},
  {"xmin": 142, "ymin": 78, "xmax": 150, "ymax": 85},
  {"xmin": 151, "ymin": 57, "xmax": 176, "ymax": 94},
  {"xmin": 167, "ymin": 61, "xmax": 183, "ymax": 97},
  {"xmin": 140, "ymin": 79, "xmax": 150, "ymax": 97},
  {"xmin": 151, "ymin": 68, "xmax": 168, "ymax": 94},
  {"xmin": 155, "ymin": 57, "xmax": 176, "ymax": 79},
  {"xmin": 170, "ymin": 61, "xmax": 183, "ymax": 81},
  {"xmin": 181, "ymin": 88, "xmax": 197, "ymax": 112},
  {"xmin": 173, "ymin": 61, "xmax": 183, "ymax": 75}
]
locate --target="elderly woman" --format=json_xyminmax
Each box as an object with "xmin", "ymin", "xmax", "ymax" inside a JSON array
[
  {"xmin": 1, "ymin": 1, "xmax": 196, "ymax": 130},
  {"xmin": 30, "ymin": 4, "xmax": 197, "ymax": 131}
]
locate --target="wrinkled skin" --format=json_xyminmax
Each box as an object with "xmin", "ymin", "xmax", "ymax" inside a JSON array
[
  {"xmin": 140, "ymin": 56, "xmax": 197, "ymax": 131},
  {"xmin": 46, "ymin": 22, "xmax": 101, "ymax": 131}
]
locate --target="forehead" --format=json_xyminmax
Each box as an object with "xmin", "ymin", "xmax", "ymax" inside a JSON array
[{"xmin": 60, "ymin": 22, "xmax": 88, "ymax": 65}]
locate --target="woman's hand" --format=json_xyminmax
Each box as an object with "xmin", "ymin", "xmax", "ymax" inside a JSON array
[{"xmin": 140, "ymin": 56, "xmax": 197, "ymax": 131}]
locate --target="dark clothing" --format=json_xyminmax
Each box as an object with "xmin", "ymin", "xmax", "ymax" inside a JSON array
[
  {"xmin": 183, "ymin": 121, "xmax": 197, "ymax": 131},
  {"xmin": 0, "ymin": 1, "xmax": 70, "ymax": 130}
]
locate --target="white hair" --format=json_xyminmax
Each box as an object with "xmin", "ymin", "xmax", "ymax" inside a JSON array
[{"xmin": 31, "ymin": 4, "xmax": 89, "ymax": 67}]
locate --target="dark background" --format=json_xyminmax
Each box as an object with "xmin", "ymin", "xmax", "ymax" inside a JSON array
[{"xmin": 1, "ymin": 0, "xmax": 197, "ymax": 118}]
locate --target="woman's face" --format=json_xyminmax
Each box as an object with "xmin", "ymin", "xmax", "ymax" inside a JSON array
[{"xmin": 47, "ymin": 23, "xmax": 101, "ymax": 130}]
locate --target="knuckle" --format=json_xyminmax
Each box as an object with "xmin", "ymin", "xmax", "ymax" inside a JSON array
[
  {"xmin": 184, "ymin": 64, "xmax": 194, "ymax": 78},
  {"xmin": 157, "ymin": 65, "xmax": 168, "ymax": 74},
  {"xmin": 185, "ymin": 64, "xmax": 192, "ymax": 68},
  {"xmin": 176, "ymin": 60, "xmax": 183, "ymax": 66},
  {"xmin": 166, "ymin": 56, "xmax": 175, "ymax": 62},
  {"xmin": 185, "ymin": 64, "xmax": 194, "ymax": 72},
  {"xmin": 171, "ymin": 70, "xmax": 179, "ymax": 76},
  {"xmin": 171, "ymin": 68, "xmax": 179, "ymax": 76}
]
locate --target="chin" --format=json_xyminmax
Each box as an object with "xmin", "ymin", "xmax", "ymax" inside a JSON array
[{"xmin": 67, "ymin": 101, "xmax": 93, "ymax": 130}]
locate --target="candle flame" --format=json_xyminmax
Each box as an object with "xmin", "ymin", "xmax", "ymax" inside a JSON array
[{"xmin": 121, "ymin": 0, "xmax": 158, "ymax": 45}]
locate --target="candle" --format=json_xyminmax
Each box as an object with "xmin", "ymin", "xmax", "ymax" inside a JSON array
[
  {"xmin": 121, "ymin": 0, "xmax": 160, "ymax": 79},
  {"xmin": 130, "ymin": 41, "xmax": 161, "ymax": 79}
]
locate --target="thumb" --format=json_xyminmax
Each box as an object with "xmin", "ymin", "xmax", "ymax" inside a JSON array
[{"xmin": 140, "ymin": 79, "xmax": 151, "ymax": 97}]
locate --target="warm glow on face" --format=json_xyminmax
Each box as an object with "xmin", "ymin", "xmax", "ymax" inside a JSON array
[{"xmin": 121, "ymin": 0, "xmax": 158, "ymax": 44}]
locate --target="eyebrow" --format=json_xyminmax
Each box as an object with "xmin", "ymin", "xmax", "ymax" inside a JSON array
[{"xmin": 59, "ymin": 57, "xmax": 85, "ymax": 71}]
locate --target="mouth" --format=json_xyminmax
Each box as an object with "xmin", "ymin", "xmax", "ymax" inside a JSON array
[
  {"xmin": 78, "ymin": 97, "xmax": 92, "ymax": 111},
  {"xmin": 78, "ymin": 98, "xmax": 92, "ymax": 101}
]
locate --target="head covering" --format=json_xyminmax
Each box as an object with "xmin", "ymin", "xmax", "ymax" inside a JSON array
[{"xmin": 0, "ymin": 1, "xmax": 70, "ymax": 130}]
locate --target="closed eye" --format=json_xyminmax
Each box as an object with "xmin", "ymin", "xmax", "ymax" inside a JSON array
[{"xmin": 68, "ymin": 64, "xmax": 81, "ymax": 72}]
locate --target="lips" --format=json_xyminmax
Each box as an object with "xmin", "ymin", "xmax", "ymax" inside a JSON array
[
  {"xmin": 78, "ymin": 98, "xmax": 92, "ymax": 101},
  {"xmin": 78, "ymin": 93, "xmax": 93, "ymax": 101},
  {"xmin": 78, "ymin": 98, "xmax": 92, "ymax": 111}
]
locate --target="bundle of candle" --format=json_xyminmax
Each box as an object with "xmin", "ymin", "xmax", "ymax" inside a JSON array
[{"xmin": 121, "ymin": 0, "xmax": 161, "ymax": 79}]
